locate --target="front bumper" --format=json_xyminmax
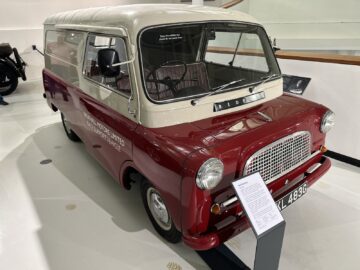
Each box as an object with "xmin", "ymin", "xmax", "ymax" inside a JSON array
[{"xmin": 182, "ymin": 155, "xmax": 331, "ymax": 250}]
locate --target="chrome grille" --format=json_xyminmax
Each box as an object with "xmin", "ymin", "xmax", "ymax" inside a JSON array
[{"xmin": 243, "ymin": 131, "xmax": 311, "ymax": 184}]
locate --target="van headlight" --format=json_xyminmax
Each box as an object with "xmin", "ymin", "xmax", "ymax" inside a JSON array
[
  {"xmin": 196, "ymin": 158, "xmax": 224, "ymax": 190},
  {"xmin": 321, "ymin": 110, "xmax": 335, "ymax": 133}
]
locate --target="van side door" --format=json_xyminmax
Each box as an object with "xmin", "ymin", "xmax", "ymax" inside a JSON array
[{"xmin": 79, "ymin": 33, "xmax": 137, "ymax": 180}]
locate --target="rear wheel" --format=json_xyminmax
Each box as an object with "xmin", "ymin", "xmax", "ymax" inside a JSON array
[
  {"xmin": 141, "ymin": 180, "xmax": 181, "ymax": 243},
  {"xmin": 0, "ymin": 64, "xmax": 18, "ymax": 96},
  {"xmin": 61, "ymin": 112, "xmax": 81, "ymax": 142}
]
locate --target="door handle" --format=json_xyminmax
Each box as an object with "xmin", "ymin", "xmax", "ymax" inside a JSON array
[{"xmin": 128, "ymin": 95, "xmax": 136, "ymax": 116}]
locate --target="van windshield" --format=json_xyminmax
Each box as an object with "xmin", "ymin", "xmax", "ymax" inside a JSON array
[{"xmin": 139, "ymin": 22, "xmax": 281, "ymax": 103}]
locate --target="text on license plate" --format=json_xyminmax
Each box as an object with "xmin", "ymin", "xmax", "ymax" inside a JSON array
[{"xmin": 277, "ymin": 182, "xmax": 307, "ymax": 211}]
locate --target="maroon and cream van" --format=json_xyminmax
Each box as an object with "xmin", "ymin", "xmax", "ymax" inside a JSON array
[{"xmin": 42, "ymin": 4, "xmax": 335, "ymax": 250}]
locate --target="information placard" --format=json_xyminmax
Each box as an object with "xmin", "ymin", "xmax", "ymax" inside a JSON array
[{"xmin": 232, "ymin": 172, "xmax": 284, "ymax": 237}]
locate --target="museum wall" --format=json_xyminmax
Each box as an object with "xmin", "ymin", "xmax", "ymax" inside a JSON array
[
  {"xmin": 231, "ymin": 0, "xmax": 360, "ymax": 52},
  {"xmin": 278, "ymin": 59, "xmax": 360, "ymax": 160},
  {"xmin": 0, "ymin": 0, "xmax": 223, "ymax": 81},
  {"xmin": 228, "ymin": 0, "xmax": 360, "ymax": 159},
  {"xmin": 0, "ymin": 0, "xmax": 187, "ymax": 51},
  {"xmin": 0, "ymin": 0, "xmax": 165, "ymax": 81}
]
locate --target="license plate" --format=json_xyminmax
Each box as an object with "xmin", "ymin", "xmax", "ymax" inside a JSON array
[{"xmin": 277, "ymin": 182, "xmax": 307, "ymax": 211}]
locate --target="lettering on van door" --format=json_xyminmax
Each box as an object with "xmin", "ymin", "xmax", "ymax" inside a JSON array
[{"xmin": 84, "ymin": 112, "xmax": 125, "ymax": 152}]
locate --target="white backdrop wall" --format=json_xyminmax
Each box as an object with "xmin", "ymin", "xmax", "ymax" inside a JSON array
[
  {"xmin": 0, "ymin": 0, "xmax": 182, "ymax": 81},
  {"xmin": 0, "ymin": 0, "xmax": 192, "ymax": 52},
  {"xmin": 231, "ymin": 0, "xmax": 360, "ymax": 51},
  {"xmin": 228, "ymin": 0, "xmax": 360, "ymax": 159},
  {"xmin": 278, "ymin": 59, "xmax": 360, "ymax": 160},
  {"xmin": 0, "ymin": 0, "xmax": 223, "ymax": 81}
]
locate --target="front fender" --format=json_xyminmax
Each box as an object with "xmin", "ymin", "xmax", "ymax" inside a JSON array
[
  {"xmin": 132, "ymin": 125, "xmax": 188, "ymax": 231},
  {"xmin": 180, "ymin": 147, "xmax": 221, "ymax": 235}
]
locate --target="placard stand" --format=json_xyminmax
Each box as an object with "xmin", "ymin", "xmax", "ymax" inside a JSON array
[
  {"xmin": 253, "ymin": 221, "xmax": 286, "ymax": 270},
  {"xmin": 198, "ymin": 172, "xmax": 285, "ymax": 270},
  {"xmin": 232, "ymin": 172, "xmax": 285, "ymax": 270},
  {"xmin": 197, "ymin": 245, "xmax": 250, "ymax": 270}
]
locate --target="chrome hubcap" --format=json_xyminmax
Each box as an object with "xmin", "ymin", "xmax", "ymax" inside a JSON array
[{"xmin": 147, "ymin": 187, "xmax": 171, "ymax": 230}]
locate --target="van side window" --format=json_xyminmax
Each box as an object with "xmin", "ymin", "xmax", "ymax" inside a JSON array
[
  {"xmin": 45, "ymin": 30, "xmax": 85, "ymax": 84},
  {"xmin": 83, "ymin": 34, "xmax": 131, "ymax": 96}
]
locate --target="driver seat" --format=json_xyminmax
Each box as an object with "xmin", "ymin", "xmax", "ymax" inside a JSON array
[{"xmin": 146, "ymin": 62, "xmax": 210, "ymax": 101}]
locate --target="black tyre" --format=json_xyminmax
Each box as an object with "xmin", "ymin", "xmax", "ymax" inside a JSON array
[
  {"xmin": 0, "ymin": 64, "xmax": 18, "ymax": 96},
  {"xmin": 61, "ymin": 112, "xmax": 81, "ymax": 142},
  {"xmin": 141, "ymin": 179, "xmax": 182, "ymax": 243}
]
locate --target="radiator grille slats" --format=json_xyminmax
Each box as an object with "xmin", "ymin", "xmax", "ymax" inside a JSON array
[{"xmin": 243, "ymin": 131, "xmax": 311, "ymax": 183}]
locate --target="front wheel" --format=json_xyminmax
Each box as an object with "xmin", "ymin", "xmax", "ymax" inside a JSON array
[
  {"xmin": 61, "ymin": 112, "xmax": 81, "ymax": 142},
  {"xmin": 141, "ymin": 180, "xmax": 182, "ymax": 243},
  {"xmin": 0, "ymin": 64, "xmax": 18, "ymax": 96}
]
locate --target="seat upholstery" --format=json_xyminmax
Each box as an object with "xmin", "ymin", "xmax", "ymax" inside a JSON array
[
  {"xmin": 145, "ymin": 62, "xmax": 210, "ymax": 101},
  {"xmin": 88, "ymin": 60, "xmax": 100, "ymax": 77},
  {"xmin": 116, "ymin": 75, "xmax": 131, "ymax": 95}
]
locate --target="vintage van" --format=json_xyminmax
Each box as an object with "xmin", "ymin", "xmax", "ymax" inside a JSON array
[{"xmin": 43, "ymin": 4, "xmax": 334, "ymax": 250}]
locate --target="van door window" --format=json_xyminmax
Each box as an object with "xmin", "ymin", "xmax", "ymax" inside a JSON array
[{"xmin": 83, "ymin": 34, "xmax": 131, "ymax": 96}]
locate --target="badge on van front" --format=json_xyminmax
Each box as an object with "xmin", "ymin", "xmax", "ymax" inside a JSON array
[{"xmin": 213, "ymin": 91, "xmax": 265, "ymax": 112}]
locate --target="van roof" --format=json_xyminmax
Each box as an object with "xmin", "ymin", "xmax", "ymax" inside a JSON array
[{"xmin": 44, "ymin": 4, "xmax": 259, "ymax": 34}]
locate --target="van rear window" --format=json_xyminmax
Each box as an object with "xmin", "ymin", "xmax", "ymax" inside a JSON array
[
  {"xmin": 45, "ymin": 30, "xmax": 84, "ymax": 66},
  {"xmin": 45, "ymin": 30, "xmax": 85, "ymax": 84}
]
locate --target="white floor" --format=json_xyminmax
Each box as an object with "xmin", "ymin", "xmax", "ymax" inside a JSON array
[{"xmin": 0, "ymin": 80, "xmax": 359, "ymax": 270}]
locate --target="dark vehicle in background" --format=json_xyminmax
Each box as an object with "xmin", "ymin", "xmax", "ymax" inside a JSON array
[{"xmin": 0, "ymin": 43, "xmax": 27, "ymax": 95}]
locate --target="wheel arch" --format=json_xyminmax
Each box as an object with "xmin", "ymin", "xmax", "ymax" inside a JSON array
[
  {"xmin": 119, "ymin": 160, "xmax": 183, "ymax": 232},
  {"xmin": 119, "ymin": 161, "xmax": 143, "ymax": 190}
]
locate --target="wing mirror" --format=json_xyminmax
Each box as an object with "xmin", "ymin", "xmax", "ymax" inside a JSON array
[
  {"xmin": 207, "ymin": 30, "xmax": 216, "ymax": 40},
  {"xmin": 273, "ymin": 46, "xmax": 281, "ymax": 52},
  {"xmin": 271, "ymin": 38, "xmax": 281, "ymax": 52},
  {"xmin": 97, "ymin": 48, "xmax": 120, "ymax": 77}
]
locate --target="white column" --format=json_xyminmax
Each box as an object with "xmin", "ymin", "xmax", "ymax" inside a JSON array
[{"xmin": 192, "ymin": 0, "xmax": 204, "ymax": 5}]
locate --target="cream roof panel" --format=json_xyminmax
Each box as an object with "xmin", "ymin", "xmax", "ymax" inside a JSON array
[{"xmin": 44, "ymin": 4, "xmax": 259, "ymax": 35}]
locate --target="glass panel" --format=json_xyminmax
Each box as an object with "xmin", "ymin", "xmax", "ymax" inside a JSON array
[
  {"xmin": 45, "ymin": 30, "xmax": 84, "ymax": 84},
  {"xmin": 84, "ymin": 34, "xmax": 131, "ymax": 96},
  {"xmin": 206, "ymin": 32, "xmax": 268, "ymax": 72},
  {"xmin": 140, "ymin": 23, "xmax": 280, "ymax": 103},
  {"xmin": 45, "ymin": 30, "xmax": 83, "ymax": 65}
]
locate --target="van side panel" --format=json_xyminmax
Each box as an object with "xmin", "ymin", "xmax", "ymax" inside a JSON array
[
  {"xmin": 43, "ymin": 29, "xmax": 87, "ymax": 136},
  {"xmin": 44, "ymin": 69, "xmax": 138, "ymax": 181},
  {"xmin": 75, "ymin": 84, "xmax": 137, "ymax": 180},
  {"xmin": 43, "ymin": 70, "xmax": 84, "ymax": 138},
  {"xmin": 43, "ymin": 27, "xmax": 139, "ymax": 181}
]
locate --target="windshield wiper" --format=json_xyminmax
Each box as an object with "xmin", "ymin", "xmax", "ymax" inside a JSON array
[
  {"xmin": 191, "ymin": 78, "xmax": 245, "ymax": 106},
  {"xmin": 228, "ymin": 33, "xmax": 242, "ymax": 67},
  {"xmin": 249, "ymin": 74, "xmax": 278, "ymax": 93}
]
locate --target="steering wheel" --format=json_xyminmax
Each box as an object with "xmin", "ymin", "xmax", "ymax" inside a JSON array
[{"xmin": 146, "ymin": 60, "xmax": 188, "ymax": 94}]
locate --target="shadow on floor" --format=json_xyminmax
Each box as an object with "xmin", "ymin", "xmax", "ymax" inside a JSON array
[{"xmin": 15, "ymin": 122, "xmax": 208, "ymax": 270}]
